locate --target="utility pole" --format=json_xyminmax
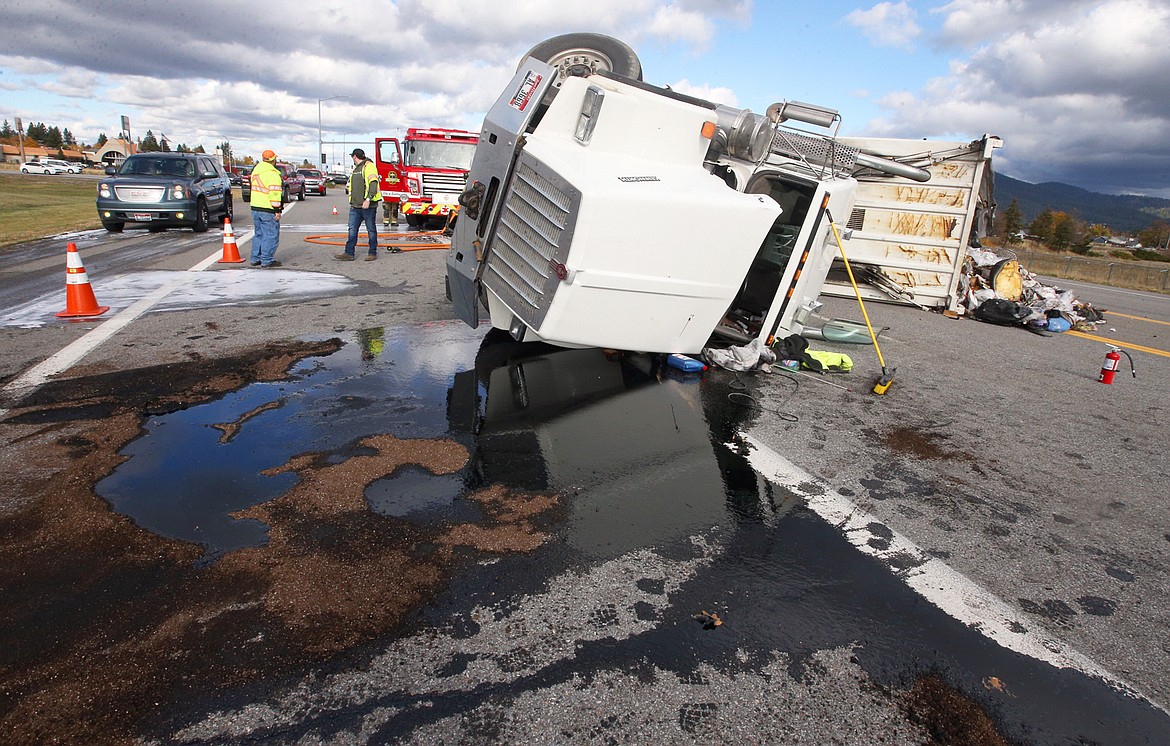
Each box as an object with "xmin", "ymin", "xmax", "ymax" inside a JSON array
[{"xmin": 15, "ymin": 116, "xmax": 26, "ymax": 164}]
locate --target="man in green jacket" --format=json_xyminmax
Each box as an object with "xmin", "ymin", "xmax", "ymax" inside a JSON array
[{"xmin": 336, "ymin": 148, "xmax": 383, "ymax": 261}]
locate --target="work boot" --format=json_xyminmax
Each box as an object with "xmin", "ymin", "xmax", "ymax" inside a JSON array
[
  {"xmin": 364, "ymin": 254, "xmax": 377, "ymax": 261},
  {"xmin": 262, "ymin": 260, "xmax": 282, "ymax": 268},
  {"xmin": 334, "ymin": 253, "xmax": 355, "ymax": 261},
  {"xmin": 249, "ymin": 261, "xmax": 260, "ymax": 267}
]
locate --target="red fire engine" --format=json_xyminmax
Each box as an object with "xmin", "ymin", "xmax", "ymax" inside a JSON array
[{"xmin": 374, "ymin": 128, "xmax": 479, "ymax": 227}]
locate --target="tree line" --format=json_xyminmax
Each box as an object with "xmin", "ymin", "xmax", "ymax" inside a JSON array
[
  {"xmin": 1, "ymin": 120, "xmax": 79, "ymax": 150},
  {"xmin": 2, "ymin": 119, "xmax": 231, "ymax": 163},
  {"xmin": 996, "ymin": 198, "xmax": 1170, "ymax": 259}
]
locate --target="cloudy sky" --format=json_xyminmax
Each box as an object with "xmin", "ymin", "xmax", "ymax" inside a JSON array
[{"xmin": 2, "ymin": 0, "xmax": 1168, "ymax": 196}]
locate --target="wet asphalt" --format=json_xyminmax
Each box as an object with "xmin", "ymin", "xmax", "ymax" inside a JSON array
[{"xmin": 2, "ymin": 196, "xmax": 1169, "ymax": 743}]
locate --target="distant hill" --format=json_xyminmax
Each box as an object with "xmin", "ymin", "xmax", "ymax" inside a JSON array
[{"xmin": 994, "ymin": 174, "xmax": 1170, "ymax": 234}]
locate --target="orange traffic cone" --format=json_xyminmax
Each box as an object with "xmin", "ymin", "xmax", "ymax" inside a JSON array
[
  {"xmin": 218, "ymin": 218, "xmax": 245, "ymax": 263},
  {"xmin": 331, "ymin": 205, "xmax": 338, "ymax": 215},
  {"xmin": 56, "ymin": 243, "xmax": 110, "ymax": 318}
]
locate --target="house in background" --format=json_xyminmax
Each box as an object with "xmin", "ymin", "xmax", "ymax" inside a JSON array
[
  {"xmin": 92, "ymin": 138, "xmax": 137, "ymax": 166},
  {"xmin": 2, "ymin": 144, "xmax": 87, "ymax": 165}
]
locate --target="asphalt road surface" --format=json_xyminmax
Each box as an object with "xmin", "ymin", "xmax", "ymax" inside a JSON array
[{"xmin": 1, "ymin": 196, "xmax": 1168, "ymax": 744}]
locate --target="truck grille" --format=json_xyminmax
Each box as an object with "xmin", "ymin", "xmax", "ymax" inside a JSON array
[
  {"xmin": 420, "ymin": 172, "xmax": 467, "ymax": 199},
  {"xmin": 114, "ymin": 186, "xmax": 165, "ymax": 202},
  {"xmin": 483, "ymin": 155, "xmax": 580, "ymax": 328}
]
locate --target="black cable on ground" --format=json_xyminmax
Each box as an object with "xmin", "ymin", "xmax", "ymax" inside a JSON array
[{"xmin": 725, "ymin": 371, "xmax": 800, "ymax": 423}]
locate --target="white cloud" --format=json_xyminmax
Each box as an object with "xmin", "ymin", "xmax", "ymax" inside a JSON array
[
  {"xmin": 844, "ymin": 2, "xmax": 922, "ymax": 50},
  {"xmin": 869, "ymin": 0, "xmax": 1170, "ymax": 195},
  {"xmin": 0, "ymin": 1, "xmax": 741, "ymax": 161},
  {"xmin": 668, "ymin": 79, "xmax": 738, "ymax": 107}
]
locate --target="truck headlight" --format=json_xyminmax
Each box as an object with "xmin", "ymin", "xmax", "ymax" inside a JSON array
[
  {"xmin": 574, "ymin": 85, "xmax": 605, "ymax": 145},
  {"xmin": 98, "ymin": 184, "xmax": 111, "ymax": 198},
  {"xmin": 407, "ymin": 178, "xmax": 421, "ymax": 196},
  {"xmin": 171, "ymin": 184, "xmax": 187, "ymax": 199}
]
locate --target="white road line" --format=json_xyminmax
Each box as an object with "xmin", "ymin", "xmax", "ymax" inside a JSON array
[
  {"xmin": 0, "ymin": 227, "xmax": 260, "ymax": 416},
  {"xmin": 738, "ymin": 432, "xmax": 1167, "ymax": 714}
]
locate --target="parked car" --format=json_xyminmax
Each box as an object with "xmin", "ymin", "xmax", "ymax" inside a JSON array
[
  {"xmin": 279, "ymin": 164, "xmax": 306, "ymax": 201},
  {"xmin": 241, "ymin": 163, "xmax": 304, "ymax": 203},
  {"xmin": 20, "ymin": 159, "xmax": 67, "ymax": 175},
  {"xmin": 227, "ymin": 171, "xmax": 243, "ymax": 187},
  {"xmin": 44, "ymin": 158, "xmax": 83, "ymax": 174},
  {"xmin": 297, "ymin": 168, "xmax": 327, "ymax": 196},
  {"xmin": 96, "ymin": 152, "xmax": 233, "ymax": 233},
  {"xmin": 330, "ymin": 171, "xmax": 349, "ymax": 185}
]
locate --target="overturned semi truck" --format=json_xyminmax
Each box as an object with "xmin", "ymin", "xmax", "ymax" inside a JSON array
[{"xmin": 446, "ymin": 33, "xmax": 1000, "ymax": 353}]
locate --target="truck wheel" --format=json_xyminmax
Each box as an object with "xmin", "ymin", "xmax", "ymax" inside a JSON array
[
  {"xmin": 102, "ymin": 220, "xmax": 124, "ymax": 233},
  {"xmin": 298, "ymin": 187, "xmax": 306, "ymax": 201},
  {"xmin": 406, "ymin": 214, "xmax": 425, "ymax": 228},
  {"xmin": 220, "ymin": 194, "xmax": 234, "ymax": 223},
  {"xmin": 520, "ymin": 32, "xmax": 642, "ymax": 84}
]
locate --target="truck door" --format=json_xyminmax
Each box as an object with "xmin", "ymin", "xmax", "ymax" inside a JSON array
[{"xmin": 375, "ymin": 138, "xmax": 406, "ymax": 204}]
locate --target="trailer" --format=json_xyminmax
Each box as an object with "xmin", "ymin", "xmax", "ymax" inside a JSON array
[{"xmin": 823, "ymin": 135, "xmax": 1002, "ymax": 311}]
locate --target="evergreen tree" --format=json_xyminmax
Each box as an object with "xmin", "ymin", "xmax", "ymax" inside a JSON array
[
  {"xmin": 0, "ymin": 120, "xmax": 12, "ymax": 138},
  {"xmin": 1003, "ymin": 199, "xmax": 1023, "ymax": 244},
  {"xmin": 1051, "ymin": 213, "xmax": 1077, "ymax": 250},
  {"xmin": 46, "ymin": 125, "xmax": 64, "ymax": 149},
  {"xmin": 1028, "ymin": 208, "xmax": 1055, "ymax": 245},
  {"xmin": 140, "ymin": 129, "xmax": 160, "ymax": 152},
  {"xmin": 63, "ymin": 128, "xmax": 76, "ymax": 146},
  {"xmin": 96, "ymin": 132, "xmax": 108, "ymax": 147}
]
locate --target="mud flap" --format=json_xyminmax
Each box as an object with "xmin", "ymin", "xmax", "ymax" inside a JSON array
[{"xmin": 447, "ymin": 257, "xmax": 480, "ymax": 327}]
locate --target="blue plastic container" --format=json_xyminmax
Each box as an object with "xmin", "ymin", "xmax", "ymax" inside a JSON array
[{"xmin": 666, "ymin": 354, "xmax": 707, "ymax": 373}]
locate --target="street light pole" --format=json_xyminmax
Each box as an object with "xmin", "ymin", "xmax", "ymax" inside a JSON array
[{"xmin": 318, "ymin": 96, "xmax": 350, "ymax": 169}]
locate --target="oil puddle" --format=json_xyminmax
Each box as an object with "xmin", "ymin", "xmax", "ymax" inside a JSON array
[
  {"xmin": 91, "ymin": 322, "xmax": 1169, "ymax": 745},
  {"xmin": 96, "ymin": 320, "xmax": 483, "ymax": 555}
]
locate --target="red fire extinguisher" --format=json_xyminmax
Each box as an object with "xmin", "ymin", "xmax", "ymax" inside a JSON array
[{"xmin": 1098, "ymin": 345, "xmax": 1135, "ymax": 384}]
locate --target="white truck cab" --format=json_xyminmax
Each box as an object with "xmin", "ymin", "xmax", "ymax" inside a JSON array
[{"xmin": 447, "ymin": 34, "xmax": 983, "ymax": 355}]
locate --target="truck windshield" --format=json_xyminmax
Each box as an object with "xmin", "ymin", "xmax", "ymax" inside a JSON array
[{"xmin": 404, "ymin": 140, "xmax": 476, "ymax": 170}]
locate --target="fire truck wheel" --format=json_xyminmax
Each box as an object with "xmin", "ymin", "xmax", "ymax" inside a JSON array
[
  {"xmin": 521, "ymin": 33, "xmax": 643, "ymax": 86},
  {"xmin": 406, "ymin": 215, "xmax": 425, "ymax": 228}
]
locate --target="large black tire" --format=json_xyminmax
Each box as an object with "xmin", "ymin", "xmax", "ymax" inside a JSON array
[
  {"xmin": 405, "ymin": 214, "xmax": 425, "ymax": 228},
  {"xmin": 192, "ymin": 198, "xmax": 210, "ymax": 233},
  {"xmin": 220, "ymin": 193, "xmax": 234, "ymax": 224},
  {"xmin": 297, "ymin": 187, "xmax": 306, "ymax": 201},
  {"xmin": 520, "ymin": 32, "xmax": 643, "ymax": 85},
  {"xmin": 102, "ymin": 220, "xmax": 124, "ymax": 233}
]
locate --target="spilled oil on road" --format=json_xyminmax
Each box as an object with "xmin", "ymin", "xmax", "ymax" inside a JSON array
[{"xmin": 1, "ymin": 322, "xmax": 1167, "ymax": 744}]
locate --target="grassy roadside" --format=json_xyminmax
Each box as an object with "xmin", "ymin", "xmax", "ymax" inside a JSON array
[{"xmin": 0, "ymin": 172, "xmax": 102, "ymax": 247}]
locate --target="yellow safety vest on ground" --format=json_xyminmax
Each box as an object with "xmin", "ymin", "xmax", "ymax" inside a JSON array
[{"xmin": 250, "ymin": 161, "xmax": 283, "ymax": 211}]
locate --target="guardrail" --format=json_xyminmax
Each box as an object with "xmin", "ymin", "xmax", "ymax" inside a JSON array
[{"xmin": 1011, "ymin": 250, "xmax": 1170, "ymax": 294}]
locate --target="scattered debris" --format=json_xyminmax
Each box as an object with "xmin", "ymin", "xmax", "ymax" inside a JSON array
[
  {"xmin": 693, "ymin": 610, "xmax": 723, "ymax": 629},
  {"xmin": 958, "ymin": 248, "xmax": 1104, "ymax": 333}
]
